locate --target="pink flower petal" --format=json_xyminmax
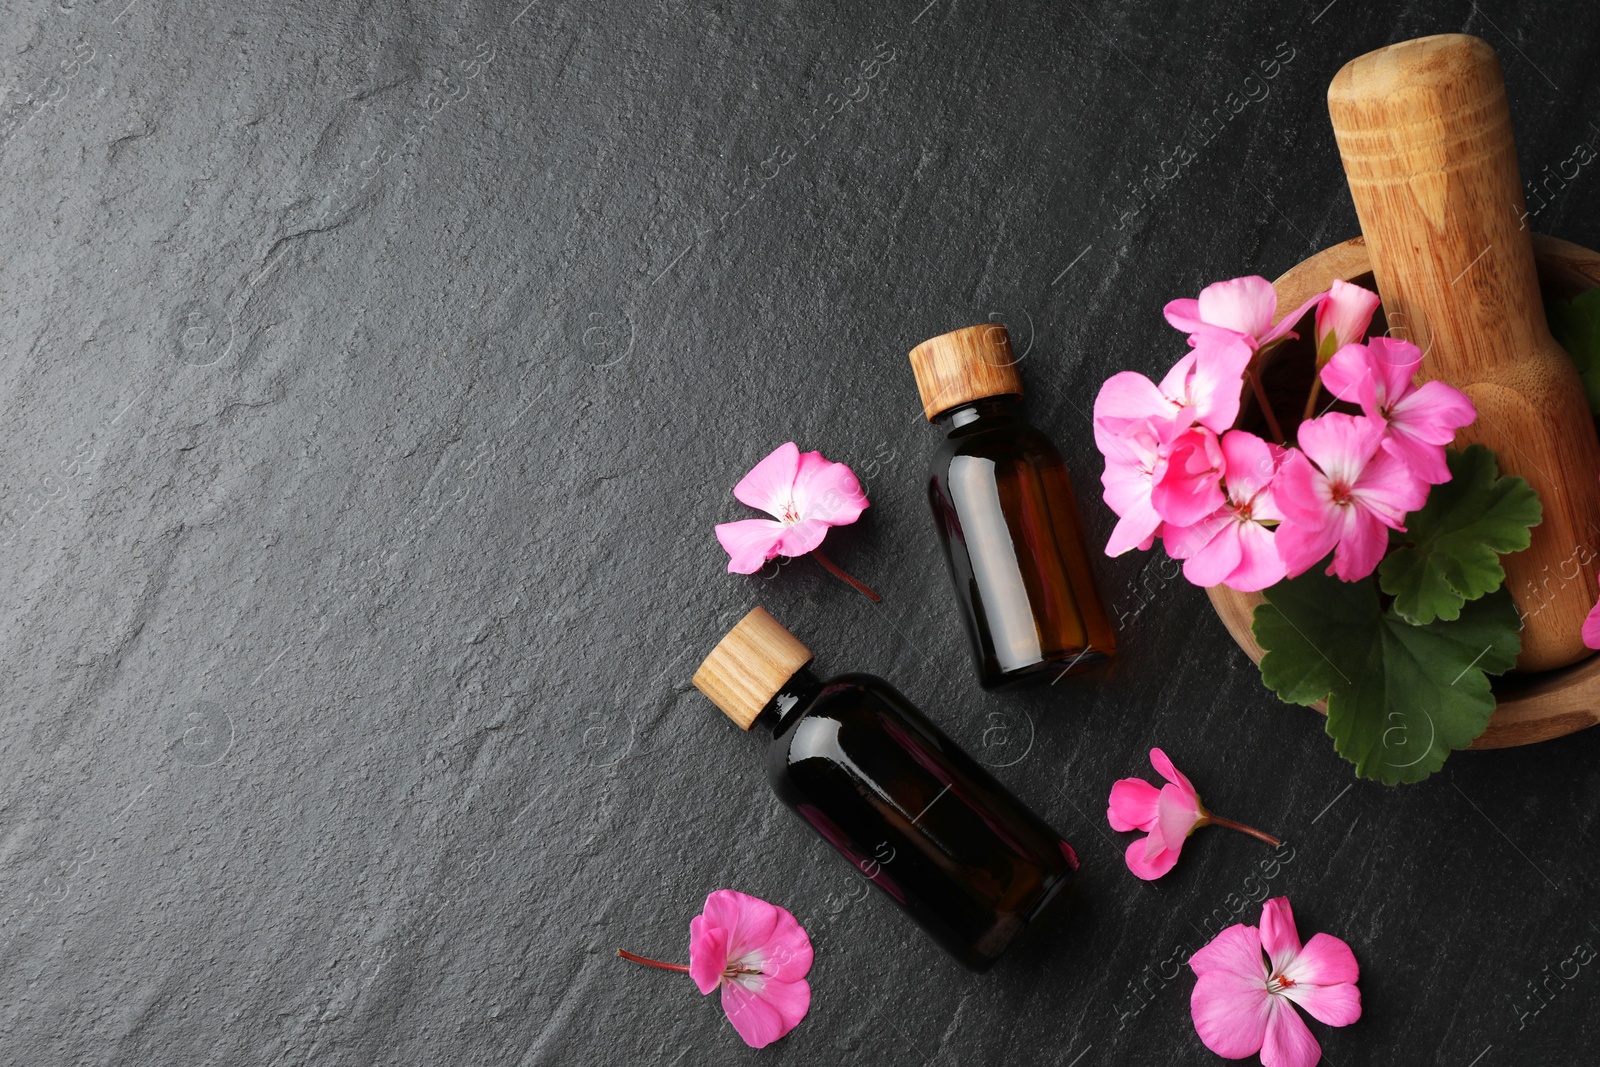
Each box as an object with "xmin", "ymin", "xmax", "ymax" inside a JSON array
[
  {"xmin": 1274, "ymin": 506, "xmax": 1343, "ymax": 580},
  {"xmin": 1096, "ymin": 370, "xmax": 1179, "ymax": 431},
  {"xmin": 1108, "ymin": 777, "xmax": 1163, "ymax": 832},
  {"xmin": 1584, "ymin": 593, "xmax": 1600, "ymax": 650},
  {"xmin": 1296, "ymin": 413, "xmax": 1384, "ymax": 488},
  {"xmin": 1315, "ymin": 280, "xmax": 1381, "ymax": 358},
  {"xmin": 698, "ymin": 890, "xmax": 780, "ymax": 970},
  {"xmin": 1190, "ymin": 923, "xmax": 1267, "ymax": 979},
  {"xmin": 776, "ymin": 517, "xmax": 831, "ymax": 559},
  {"xmin": 1225, "ymin": 518, "xmax": 1286, "ymax": 592},
  {"xmin": 689, "ymin": 916, "xmax": 731, "ymax": 994},
  {"xmin": 1282, "ymin": 931, "xmax": 1359, "ymax": 989},
  {"xmin": 1178, "ymin": 518, "xmax": 1245, "ymax": 588},
  {"xmin": 1124, "ymin": 834, "xmax": 1181, "ymax": 880},
  {"xmin": 1149, "ymin": 746, "xmax": 1200, "ymax": 799},
  {"xmin": 1104, "ymin": 492, "xmax": 1164, "ymax": 557},
  {"xmin": 1351, "ymin": 447, "xmax": 1429, "ymax": 526},
  {"xmin": 1163, "ymin": 297, "xmax": 1207, "ymax": 334},
  {"xmin": 1365, "ymin": 336, "xmax": 1423, "ymax": 408},
  {"xmin": 1259, "ymin": 897, "xmax": 1302, "ymax": 977},
  {"xmin": 715, "ymin": 519, "xmax": 788, "ymax": 574},
  {"xmin": 1282, "ymin": 979, "xmax": 1362, "ymax": 1028},
  {"xmin": 1319, "ymin": 341, "xmax": 1380, "ymax": 415},
  {"xmin": 1157, "ymin": 782, "xmax": 1205, "ymax": 850},
  {"xmin": 720, "ymin": 974, "xmax": 811, "ymax": 1048},
  {"xmin": 1163, "ymin": 506, "xmax": 1228, "ymax": 560},
  {"xmin": 1196, "ymin": 276, "xmax": 1279, "ymax": 339},
  {"xmin": 1259, "ymin": 290, "xmax": 1326, "ymax": 348},
  {"xmin": 792, "ymin": 451, "xmax": 868, "ymax": 526},
  {"xmin": 1166, "ymin": 335, "xmax": 1255, "ymax": 432},
  {"xmin": 1191, "ymin": 968, "xmax": 1272, "ymax": 1058},
  {"xmin": 1221, "ymin": 430, "xmax": 1280, "ymax": 503},
  {"xmin": 1262, "ymin": 997, "xmax": 1322, "ymax": 1067},
  {"xmin": 1325, "ymin": 506, "xmax": 1389, "ymax": 581},
  {"xmin": 1150, "ymin": 428, "xmax": 1226, "ymax": 526},
  {"xmin": 732, "ymin": 442, "xmax": 800, "ymax": 518},
  {"xmin": 757, "ymin": 907, "xmax": 815, "ymax": 984}
]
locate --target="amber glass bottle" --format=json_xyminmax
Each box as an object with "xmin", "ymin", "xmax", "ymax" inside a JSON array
[
  {"xmin": 909, "ymin": 324, "xmax": 1116, "ymax": 688},
  {"xmin": 693, "ymin": 607, "xmax": 1078, "ymax": 971}
]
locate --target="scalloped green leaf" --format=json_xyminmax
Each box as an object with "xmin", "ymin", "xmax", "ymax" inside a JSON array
[
  {"xmin": 1378, "ymin": 445, "xmax": 1541, "ymax": 625},
  {"xmin": 1253, "ymin": 567, "xmax": 1520, "ymax": 784}
]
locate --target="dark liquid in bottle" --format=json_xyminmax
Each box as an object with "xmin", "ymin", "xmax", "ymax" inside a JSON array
[
  {"xmin": 762, "ymin": 668, "xmax": 1076, "ymax": 971},
  {"xmin": 929, "ymin": 397, "xmax": 1116, "ymax": 688}
]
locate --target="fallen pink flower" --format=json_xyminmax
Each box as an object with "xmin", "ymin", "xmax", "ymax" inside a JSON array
[
  {"xmin": 1320, "ymin": 337, "xmax": 1476, "ymax": 484},
  {"xmin": 1274, "ymin": 412, "xmax": 1429, "ymax": 581},
  {"xmin": 618, "ymin": 889, "xmax": 814, "ymax": 1050},
  {"xmin": 1189, "ymin": 897, "xmax": 1361, "ymax": 1067},
  {"xmin": 714, "ymin": 441, "xmax": 878, "ymax": 600},
  {"xmin": 1165, "ymin": 431, "xmax": 1287, "ymax": 592},
  {"xmin": 1107, "ymin": 748, "xmax": 1280, "ymax": 880}
]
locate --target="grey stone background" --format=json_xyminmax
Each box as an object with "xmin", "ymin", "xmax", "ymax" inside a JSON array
[{"xmin": 3, "ymin": 0, "xmax": 1598, "ymax": 1063}]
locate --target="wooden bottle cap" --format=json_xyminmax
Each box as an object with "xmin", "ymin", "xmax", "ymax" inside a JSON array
[
  {"xmin": 908, "ymin": 323, "xmax": 1024, "ymax": 422},
  {"xmin": 692, "ymin": 607, "xmax": 814, "ymax": 730}
]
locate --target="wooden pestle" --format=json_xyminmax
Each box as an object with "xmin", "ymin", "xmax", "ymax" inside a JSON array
[{"xmin": 1328, "ymin": 34, "xmax": 1600, "ymax": 671}]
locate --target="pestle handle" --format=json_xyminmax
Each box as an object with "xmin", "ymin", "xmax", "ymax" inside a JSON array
[{"xmin": 1328, "ymin": 34, "xmax": 1600, "ymax": 671}]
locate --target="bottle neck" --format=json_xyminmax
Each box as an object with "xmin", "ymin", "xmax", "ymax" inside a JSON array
[
  {"xmin": 940, "ymin": 394, "xmax": 1021, "ymax": 428},
  {"xmin": 754, "ymin": 666, "xmax": 823, "ymax": 734}
]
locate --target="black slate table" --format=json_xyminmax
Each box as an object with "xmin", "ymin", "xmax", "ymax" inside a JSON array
[{"xmin": 5, "ymin": 1, "xmax": 1600, "ymax": 1064}]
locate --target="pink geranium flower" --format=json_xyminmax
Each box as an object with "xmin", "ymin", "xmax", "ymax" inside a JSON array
[
  {"xmin": 714, "ymin": 442, "xmax": 878, "ymax": 600},
  {"xmin": 1094, "ymin": 336, "xmax": 1252, "ymax": 557},
  {"xmin": 1313, "ymin": 279, "xmax": 1381, "ymax": 364},
  {"xmin": 1165, "ymin": 431, "xmax": 1287, "ymax": 592},
  {"xmin": 1274, "ymin": 412, "xmax": 1429, "ymax": 581},
  {"xmin": 1094, "ymin": 332, "xmax": 1256, "ymax": 440},
  {"xmin": 1097, "ymin": 417, "xmax": 1176, "ymax": 557},
  {"xmin": 1164, "ymin": 275, "xmax": 1325, "ymax": 353},
  {"xmin": 618, "ymin": 889, "xmax": 814, "ymax": 1050},
  {"xmin": 1320, "ymin": 337, "xmax": 1476, "ymax": 484},
  {"xmin": 1189, "ymin": 897, "xmax": 1361, "ymax": 1067},
  {"xmin": 1108, "ymin": 748, "xmax": 1280, "ymax": 880}
]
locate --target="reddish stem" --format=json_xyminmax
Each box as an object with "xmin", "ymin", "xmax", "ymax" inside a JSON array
[
  {"xmin": 616, "ymin": 949, "xmax": 690, "ymax": 973},
  {"xmin": 812, "ymin": 550, "xmax": 881, "ymax": 603},
  {"xmin": 1208, "ymin": 815, "xmax": 1282, "ymax": 848},
  {"xmin": 1246, "ymin": 359, "xmax": 1286, "ymax": 445}
]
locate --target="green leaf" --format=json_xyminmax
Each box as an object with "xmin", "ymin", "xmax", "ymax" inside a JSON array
[
  {"xmin": 1253, "ymin": 568, "xmax": 1520, "ymax": 784},
  {"xmin": 1378, "ymin": 445, "xmax": 1541, "ymax": 625},
  {"xmin": 1548, "ymin": 289, "xmax": 1600, "ymax": 416}
]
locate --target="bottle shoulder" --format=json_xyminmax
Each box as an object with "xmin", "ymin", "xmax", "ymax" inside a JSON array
[{"xmin": 929, "ymin": 416, "xmax": 1064, "ymax": 475}]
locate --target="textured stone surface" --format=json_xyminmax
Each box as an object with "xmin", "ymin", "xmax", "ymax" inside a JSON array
[{"xmin": 4, "ymin": 0, "xmax": 1600, "ymax": 1063}]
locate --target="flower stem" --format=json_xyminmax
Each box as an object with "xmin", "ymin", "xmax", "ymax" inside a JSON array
[
  {"xmin": 1207, "ymin": 815, "xmax": 1282, "ymax": 848},
  {"xmin": 616, "ymin": 949, "xmax": 691, "ymax": 973},
  {"xmin": 1245, "ymin": 357, "xmax": 1286, "ymax": 445},
  {"xmin": 812, "ymin": 550, "xmax": 881, "ymax": 603},
  {"xmin": 1301, "ymin": 378, "xmax": 1323, "ymax": 427}
]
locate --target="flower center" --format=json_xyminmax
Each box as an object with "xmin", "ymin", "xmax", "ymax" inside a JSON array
[
  {"xmin": 779, "ymin": 500, "xmax": 800, "ymax": 524},
  {"xmin": 1266, "ymin": 972, "xmax": 1296, "ymax": 995},
  {"xmin": 1329, "ymin": 480, "xmax": 1353, "ymax": 506}
]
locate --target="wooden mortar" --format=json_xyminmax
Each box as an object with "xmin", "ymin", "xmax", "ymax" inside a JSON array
[
  {"xmin": 1207, "ymin": 234, "xmax": 1600, "ymax": 749},
  {"xmin": 1327, "ymin": 34, "xmax": 1600, "ymax": 671}
]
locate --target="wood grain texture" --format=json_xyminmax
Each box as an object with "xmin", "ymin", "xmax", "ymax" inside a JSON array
[
  {"xmin": 692, "ymin": 606, "xmax": 814, "ymax": 729},
  {"xmin": 909, "ymin": 323, "xmax": 1025, "ymax": 421},
  {"xmin": 1328, "ymin": 34, "xmax": 1600, "ymax": 670},
  {"xmin": 1208, "ymin": 235, "xmax": 1600, "ymax": 750}
]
